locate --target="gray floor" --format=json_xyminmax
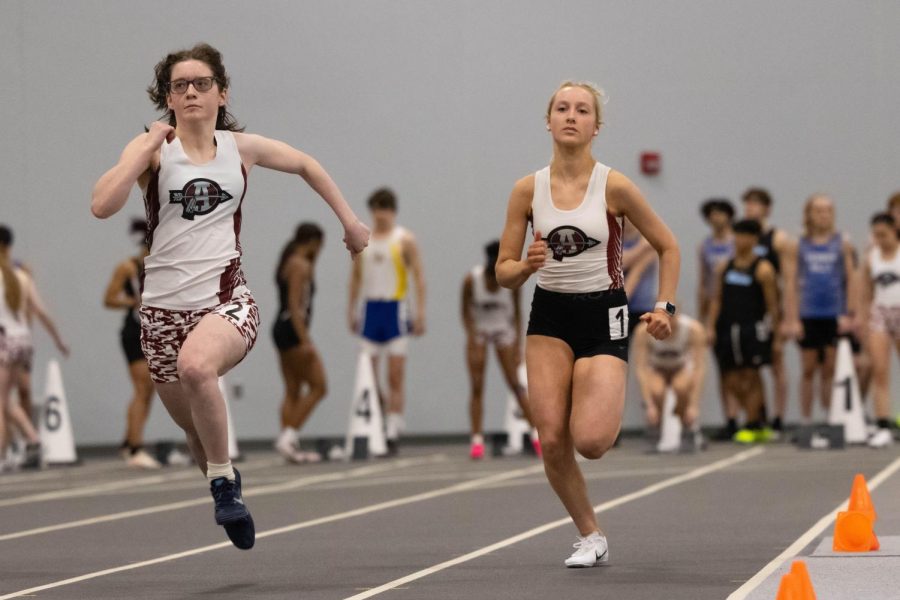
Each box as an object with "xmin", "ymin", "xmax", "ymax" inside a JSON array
[{"xmin": 1, "ymin": 439, "xmax": 898, "ymax": 599}]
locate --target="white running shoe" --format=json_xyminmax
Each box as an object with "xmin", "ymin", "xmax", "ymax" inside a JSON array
[
  {"xmin": 868, "ymin": 428, "xmax": 894, "ymax": 449},
  {"xmin": 127, "ymin": 449, "xmax": 162, "ymax": 470},
  {"xmin": 564, "ymin": 532, "xmax": 609, "ymax": 568}
]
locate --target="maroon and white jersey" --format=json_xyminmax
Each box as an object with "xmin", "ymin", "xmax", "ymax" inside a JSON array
[
  {"xmin": 531, "ymin": 162, "xmax": 623, "ymax": 293},
  {"xmin": 142, "ymin": 130, "xmax": 247, "ymax": 310}
]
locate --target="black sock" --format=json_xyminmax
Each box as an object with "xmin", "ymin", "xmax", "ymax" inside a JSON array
[
  {"xmin": 129, "ymin": 445, "xmax": 142, "ymax": 456},
  {"xmin": 877, "ymin": 419, "xmax": 891, "ymax": 430},
  {"xmin": 727, "ymin": 418, "xmax": 737, "ymax": 432},
  {"xmin": 772, "ymin": 417, "xmax": 783, "ymax": 431}
]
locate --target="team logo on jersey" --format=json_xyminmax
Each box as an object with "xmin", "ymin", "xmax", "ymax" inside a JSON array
[
  {"xmin": 875, "ymin": 272, "xmax": 900, "ymax": 287},
  {"xmin": 545, "ymin": 226, "xmax": 600, "ymax": 261},
  {"xmin": 169, "ymin": 178, "xmax": 233, "ymax": 221}
]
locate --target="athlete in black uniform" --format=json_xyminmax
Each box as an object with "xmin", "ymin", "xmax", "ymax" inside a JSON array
[
  {"xmin": 742, "ymin": 187, "xmax": 793, "ymax": 436},
  {"xmin": 104, "ymin": 219, "xmax": 158, "ymax": 468},
  {"xmin": 706, "ymin": 219, "xmax": 779, "ymax": 444},
  {"xmin": 272, "ymin": 223, "xmax": 326, "ymax": 463}
]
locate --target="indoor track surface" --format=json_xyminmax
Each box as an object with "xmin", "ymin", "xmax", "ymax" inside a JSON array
[{"xmin": 1, "ymin": 439, "xmax": 898, "ymax": 599}]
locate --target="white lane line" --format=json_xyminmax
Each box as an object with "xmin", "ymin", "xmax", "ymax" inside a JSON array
[
  {"xmin": 727, "ymin": 453, "xmax": 900, "ymax": 600},
  {"xmin": 343, "ymin": 446, "xmax": 766, "ymax": 600},
  {"xmin": 0, "ymin": 461, "xmax": 127, "ymax": 486},
  {"xmin": 0, "ymin": 458, "xmax": 280, "ymax": 508},
  {"xmin": 0, "ymin": 459, "xmax": 548, "ymax": 600},
  {"xmin": 0, "ymin": 455, "xmax": 446, "ymax": 543}
]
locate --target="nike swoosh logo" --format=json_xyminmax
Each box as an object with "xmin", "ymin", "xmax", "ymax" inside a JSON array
[{"xmin": 234, "ymin": 498, "xmax": 244, "ymax": 506}]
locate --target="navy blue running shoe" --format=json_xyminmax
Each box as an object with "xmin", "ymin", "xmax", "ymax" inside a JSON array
[{"xmin": 210, "ymin": 468, "xmax": 255, "ymax": 550}]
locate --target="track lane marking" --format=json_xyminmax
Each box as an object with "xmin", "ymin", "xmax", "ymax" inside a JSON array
[
  {"xmin": 727, "ymin": 453, "xmax": 900, "ymax": 600},
  {"xmin": 343, "ymin": 446, "xmax": 765, "ymax": 599},
  {"xmin": 0, "ymin": 457, "xmax": 547, "ymax": 599},
  {"xmin": 0, "ymin": 455, "xmax": 445, "ymax": 542}
]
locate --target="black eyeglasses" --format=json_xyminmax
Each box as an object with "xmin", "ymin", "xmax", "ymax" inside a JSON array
[{"xmin": 168, "ymin": 77, "xmax": 216, "ymax": 94}]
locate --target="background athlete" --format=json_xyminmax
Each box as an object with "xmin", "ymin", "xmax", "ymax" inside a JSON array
[
  {"xmin": 783, "ymin": 194, "xmax": 856, "ymax": 424},
  {"xmin": 632, "ymin": 311, "xmax": 707, "ymax": 452},
  {"xmin": 348, "ymin": 188, "xmax": 425, "ymax": 455},
  {"xmin": 706, "ymin": 219, "xmax": 779, "ymax": 444},
  {"xmin": 497, "ymin": 81, "xmax": 679, "ymax": 568},
  {"xmin": 461, "ymin": 240, "xmax": 538, "ymax": 459},
  {"xmin": 103, "ymin": 218, "xmax": 159, "ymax": 469},
  {"xmin": 273, "ymin": 223, "xmax": 327, "ymax": 464},
  {"xmin": 741, "ymin": 187, "xmax": 793, "ymax": 438},
  {"xmin": 860, "ymin": 213, "xmax": 900, "ymax": 448},
  {"xmin": 0, "ymin": 225, "xmax": 69, "ymax": 471},
  {"xmin": 697, "ymin": 199, "xmax": 739, "ymax": 438},
  {"xmin": 91, "ymin": 43, "xmax": 369, "ymax": 549}
]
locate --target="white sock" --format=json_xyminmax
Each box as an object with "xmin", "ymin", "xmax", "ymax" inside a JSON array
[
  {"xmin": 386, "ymin": 413, "xmax": 404, "ymax": 440},
  {"xmin": 530, "ymin": 428, "xmax": 540, "ymax": 442},
  {"xmin": 278, "ymin": 427, "xmax": 298, "ymax": 446},
  {"xmin": 471, "ymin": 433, "xmax": 484, "ymax": 446},
  {"xmin": 585, "ymin": 531, "xmax": 605, "ymax": 543},
  {"xmin": 207, "ymin": 461, "xmax": 235, "ymax": 482}
]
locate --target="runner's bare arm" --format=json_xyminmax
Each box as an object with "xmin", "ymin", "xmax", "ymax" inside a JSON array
[
  {"xmin": 235, "ymin": 133, "xmax": 368, "ymax": 256},
  {"xmin": 103, "ymin": 261, "xmax": 137, "ymax": 310},
  {"xmin": 92, "ymin": 124, "xmax": 172, "ymax": 218},
  {"xmin": 497, "ymin": 176, "xmax": 541, "ymax": 290}
]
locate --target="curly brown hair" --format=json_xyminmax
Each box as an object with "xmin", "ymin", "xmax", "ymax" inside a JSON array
[{"xmin": 146, "ymin": 42, "xmax": 243, "ymax": 132}]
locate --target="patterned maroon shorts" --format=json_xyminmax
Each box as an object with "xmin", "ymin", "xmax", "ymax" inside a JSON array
[
  {"xmin": 0, "ymin": 333, "xmax": 33, "ymax": 370},
  {"xmin": 139, "ymin": 290, "xmax": 260, "ymax": 384},
  {"xmin": 871, "ymin": 305, "xmax": 900, "ymax": 340}
]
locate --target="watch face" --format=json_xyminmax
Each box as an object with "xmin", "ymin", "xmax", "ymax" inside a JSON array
[{"xmin": 666, "ymin": 302, "xmax": 676, "ymax": 315}]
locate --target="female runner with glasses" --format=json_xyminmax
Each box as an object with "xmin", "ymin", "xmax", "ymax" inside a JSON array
[
  {"xmin": 496, "ymin": 81, "xmax": 679, "ymax": 567},
  {"xmin": 92, "ymin": 43, "xmax": 369, "ymax": 550}
]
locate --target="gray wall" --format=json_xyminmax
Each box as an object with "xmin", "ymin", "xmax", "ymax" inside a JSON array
[{"xmin": 2, "ymin": 1, "xmax": 898, "ymax": 444}]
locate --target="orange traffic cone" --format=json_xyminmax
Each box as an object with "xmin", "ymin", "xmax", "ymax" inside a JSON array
[
  {"xmin": 833, "ymin": 473, "xmax": 880, "ymax": 552},
  {"xmin": 789, "ymin": 561, "xmax": 817, "ymax": 599},
  {"xmin": 775, "ymin": 573, "xmax": 802, "ymax": 600},
  {"xmin": 833, "ymin": 510, "xmax": 878, "ymax": 552},
  {"xmin": 848, "ymin": 473, "xmax": 877, "ymax": 521}
]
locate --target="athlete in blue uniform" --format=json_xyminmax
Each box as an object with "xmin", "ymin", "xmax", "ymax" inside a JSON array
[{"xmin": 784, "ymin": 195, "xmax": 856, "ymax": 423}]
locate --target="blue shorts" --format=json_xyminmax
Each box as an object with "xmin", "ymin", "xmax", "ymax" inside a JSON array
[{"xmin": 362, "ymin": 300, "xmax": 409, "ymax": 343}]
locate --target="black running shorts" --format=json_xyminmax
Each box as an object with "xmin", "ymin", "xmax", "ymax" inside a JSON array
[
  {"xmin": 526, "ymin": 286, "xmax": 629, "ymax": 361},
  {"xmin": 714, "ymin": 320, "xmax": 772, "ymax": 372},
  {"xmin": 799, "ymin": 318, "xmax": 838, "ymax": 350}
]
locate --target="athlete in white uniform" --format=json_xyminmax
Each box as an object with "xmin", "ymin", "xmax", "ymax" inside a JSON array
[
  {"xmin": 348, "ymin": 188, "xmax": 425, "ymax": 454},
  {"xmin": 461, "ymin": 240, "xmax": 537, "ymax": 459},
  {"xmin": 632, "ymin": 314, "xmax": 707, "ymax": 451},
  {"xmin": 0, "ymin": 225, "xmax": 68, "ymax": 471},
  {"xmin": 92, "ymin": 43, "xmax": 369, "ymax": 549},
  {"xmin": 497, "ymin": 82, "xmax": 679, "ymax": 567},
  {"xmin": 862, "ymin": 212, "xmax": 900, "ymax": 448}
]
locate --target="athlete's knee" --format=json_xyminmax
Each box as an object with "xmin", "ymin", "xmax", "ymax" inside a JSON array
[
  {"xmin": 177, "ymin": 353, "xmax": 217, "ymax": 388},
  {"xmin": 574, "ymin": 435, "xmax": 614, "ymax": 460},
  {"xmin": 309, "ymin": 378, "xmax": 327, "ymax": 401},
  {"xmin": 538, "ymin": 430, "xmax": 570, "ymax": 462}
]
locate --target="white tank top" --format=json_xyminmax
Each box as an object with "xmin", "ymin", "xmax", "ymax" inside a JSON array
[
  {"xmin": 531, "ymin": 162, "xmax": 624, "ymax": 293},
  {"xmin": 647, "ymin": 315, "xmax": 693, "ymax": 371},
  {"xmin": 0, "ymin": 268, "xmax": 32, "ymax": 339},
  {"xmin": 470, "ymin": 265, "xmax": 515, "ymax": 334},
  {"xmin": 360, "ymin": 226, "xmax": 408, "ymax": 301},
  {"xmin": 869, "ymin": 246, "xmax": 900, "ymax": 308},
  {"xmin": 142, "ymin": 131, "xmax": 247, "ymax": 310}
]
